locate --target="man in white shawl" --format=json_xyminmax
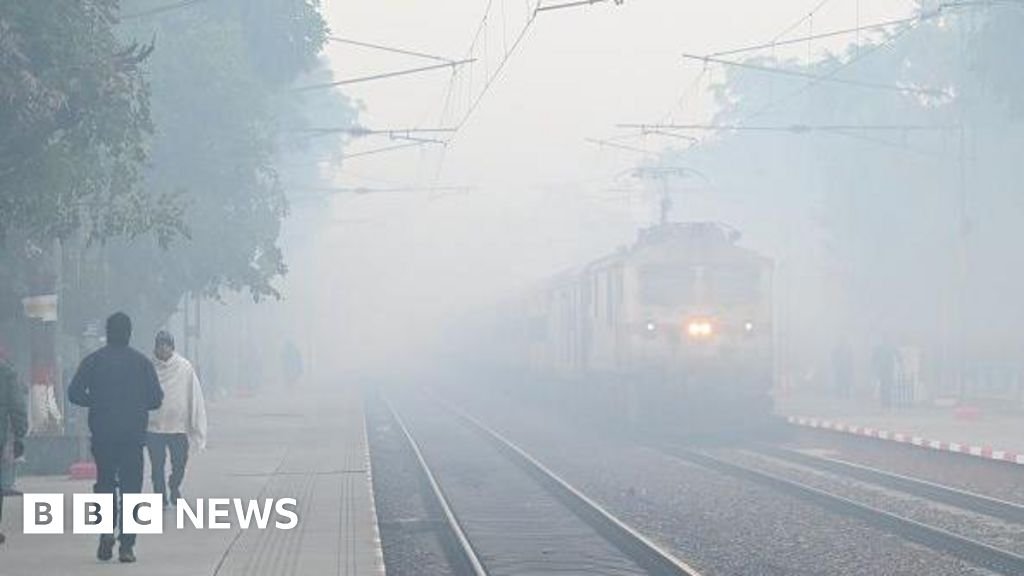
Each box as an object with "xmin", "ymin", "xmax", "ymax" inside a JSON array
[{"xmin": 148, "ymin": 331, "xmax": 206, "ymax": 507}]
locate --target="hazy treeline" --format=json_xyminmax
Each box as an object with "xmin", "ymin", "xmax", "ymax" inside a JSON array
[
  {"xmin": 0, "ymin": 0, "xmax": 357, "ymax": 348},
  {"xmin": 653, "ymin": 7, "xmax": 1024, "ymax": 394}
]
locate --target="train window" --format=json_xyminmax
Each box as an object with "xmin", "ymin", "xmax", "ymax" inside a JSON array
[
  {"xmin": 639, "ymin": 266, "xmax": 697, "ymax": 306},
  {"xmin": 706, "ymin": 266, "xmax": 760, "ymax": 304}
]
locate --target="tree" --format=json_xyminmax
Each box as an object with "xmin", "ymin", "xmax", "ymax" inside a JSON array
[
  {"xmin": 651, "ymin": 6, "xmax": 1024, "ymax": 390},
  {"xmin": 80, "ymin": 0, "xmax": 354, "ymax": 337},
  {"xmin": 0, "ymin": 1, "xmax": 181, "ymax": 245}
]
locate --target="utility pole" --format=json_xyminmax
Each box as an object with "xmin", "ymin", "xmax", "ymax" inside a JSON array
[
  {"xmin": 181, "ymin": 291, "xmax": 190, "ymax": 360},
  {"xmin": 23, "ymin": 242, "xmax": 61, "ymax": 434},
  {"xmin": 181, "ymin": 291, "xmax": 200, "ymax": 366},
  {"xmin": 630, "ymin": 165, "xmax": 690, "ymax": 226},
  {"xmin": 952, "ymin": 9, "xmax": 975, "ymax": 401}
]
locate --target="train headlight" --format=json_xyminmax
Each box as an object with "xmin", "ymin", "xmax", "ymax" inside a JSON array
[
  {"xmin": 686, "ymin": 319, "xmax": 713, "ymax": 339},
  {"xmin": 744, "ymin": 321, "xmax": 755, "ymax": 333},
  {"xmin": 645, "ymin": 321, "xmax": 657, "ymax": 333}
]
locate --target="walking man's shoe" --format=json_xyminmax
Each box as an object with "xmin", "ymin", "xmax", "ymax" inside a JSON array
[
  {"xmin": 0, "ymin": 531, "xmax": 7, "ymax": 545},
  {"xmin": 97, "ymin": 534, "xmax": 115, "ymax": 561},
  {"xmin": 119, "ymin": 545, "xmax": 137, "ymax": 563}
]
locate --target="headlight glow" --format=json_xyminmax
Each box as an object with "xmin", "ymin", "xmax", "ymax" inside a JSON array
[{"xmin": 686, "ymin": 319, "xmax": 713, "ymax": 338}]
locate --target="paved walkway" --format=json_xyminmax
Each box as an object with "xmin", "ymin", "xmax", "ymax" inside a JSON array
[
  {"xmin": 0, "ymin": 384, "xmax": 385, "ymax": 576},
  {"xmin": 777, "ymin": 391, "xmax": 1024, "ymax": 461}
]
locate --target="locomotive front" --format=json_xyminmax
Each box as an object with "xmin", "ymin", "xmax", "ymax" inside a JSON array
[{"xmin": 618, "ymin": 223, "xmax": 774, "ymax": 431}]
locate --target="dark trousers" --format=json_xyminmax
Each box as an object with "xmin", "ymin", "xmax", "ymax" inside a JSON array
[
  {"xmin": 147, "ymin": 432, "xmax": 188, "ymax": 504},
  {"xmin": 92, "ymin": 440, "xmax": 144, "ymax": 548}
]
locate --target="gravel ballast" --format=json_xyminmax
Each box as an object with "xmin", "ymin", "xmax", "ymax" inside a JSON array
[
  {"xmin": 450, "ymin": 386, "xmax": 1000, "ymax": 576},
  {"xmin": 366, "ymin": 397, "xmax": 454, "ymax": 576}
]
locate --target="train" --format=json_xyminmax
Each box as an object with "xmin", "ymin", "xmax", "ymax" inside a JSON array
[{"xmin": 497, "ymin": 222, "xmax": 775, "ymax": 433}]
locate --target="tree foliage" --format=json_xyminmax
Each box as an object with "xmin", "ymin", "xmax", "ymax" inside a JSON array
[
  {"xmin": 653, "ymin": 7, "xmax": 1024, "ymax": 378},
  {"xmin": 0, "ymin": 1, "xmax": 181, "ymax": 245},
  {"xmin": 85, "ymin": 0, "xmax": 349, "ymax": 336},
  {"xmin": 2, "ymin": 0, "xmax": 353, "ymax": 336}
]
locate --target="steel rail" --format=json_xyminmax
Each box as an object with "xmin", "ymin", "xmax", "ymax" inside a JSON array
[
  {"xmin": 439, "ymin": 400, "xmax": 703, "ymax": 576},
  {"xmin": 666, "ymin": 447, "xmax": 1024, "ymax": 576},
  {"xmin": 751, "ymin": 444, "xmax": 1024, "ymax": 525},
  {"xmin": 381, "ymin": 398, "xmax": 488, "ymax": 576}
]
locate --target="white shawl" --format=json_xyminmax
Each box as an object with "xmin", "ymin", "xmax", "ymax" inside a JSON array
[{"xmin": 149, "ymin": 352, "xmax": 208, "ymax": 451}]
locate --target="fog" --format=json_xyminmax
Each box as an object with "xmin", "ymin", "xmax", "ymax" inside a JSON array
[
  {"xmin": 195, "ymin": 0, "xmax": 1024, "ymax": 407},
  {"xmin": 236, "ymin": 1, "xmax": 919, "ymax": 375},
  {"xmin": 6, "ymin": 2, "xmax": 1024, "ymax": 574}
]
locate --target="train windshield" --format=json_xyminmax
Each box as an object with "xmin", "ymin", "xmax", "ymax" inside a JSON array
[
  {"xmin": 706, "ymin": 265, "xmax": 761, "ymax": 304},
  {"xmin": 638, "ymin": 266, "xmax": 697, "ymax": 306}
]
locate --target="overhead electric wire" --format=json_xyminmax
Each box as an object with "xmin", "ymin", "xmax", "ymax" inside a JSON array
[
  {"xmin": 690, "ymin": 4, "xmax": 961, "ymax": 139},
  {"xmin": 740, "ymin": 16, "xmax": 923, "ymax": 122},
  {"xmin": 326, "ymin": 37, "xmax": 456, "ymax": 63},
  {"xmin": 440, "ymin": 0, "xmax": 623, "ymax": 145},
  {"xmin": 707, "ymin": 0, "xmax": 1007, "ymax": 59},
  {"xmin": 289, "ymin": 185, "xmax": 473, "ymax": 195},
  {"xmin": 390, "ymin": 135, "xmax": 449, "ymax": 145},
  {"xmin": 681, "ymin": 53, "xmax": 949, "ymax": 97},
  {"xmin": 343, "ymin": 142, "xmax": 438, "ymax": 160},
  {"xmin": 654, "ymin": 63, "xmax": 709, "ymax": 126},
  {"xmin": 288, "ymin": 127, "xmax": 457, "ymax": 137},
  {"xmin": 584, "ymin": 138, "xmax": 659, "ymax": 156},
  {"xmin": 537, "ymin": 0, "xmax": 621, "ymax": 12},
  {"xmin": 617, "ymin": 123, "xmax": 960, "ymax": 133},
  {"xmin": 770, "ymin": 0, "xmax": 835, "ymax": 44},
  {"xmin": 121, "ymin": 0, "xmax": 208, "ymax": 19},
  {"xmin": 618, "ymin": 21, "xmax": 923, "ymax": 143},
  {"xmin": 642, "ymin": 129, "xmax": 700, "ymax": 143},
  {"xmin": 621, "ymin": 3, "xmax": 940, "ymax": 147},
  {"xmin": 292, "ymin": 59, "xmax": 475, "ymax": 92},
  {"xmin": 454, "ymin": 11, "xmax": 536, "ymax": 132},
  {"xmin": 709, "ymin": 13, "xmax": 919, "ymax": 58}
]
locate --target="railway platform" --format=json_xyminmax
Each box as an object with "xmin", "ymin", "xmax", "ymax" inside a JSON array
[
  {"xmin": 777, "ymin": 391, "xmax": 1024, "ymax": 465},
  {"xmin": 0, "ymin": 384, "xmax": 385, "ymax": 576}
]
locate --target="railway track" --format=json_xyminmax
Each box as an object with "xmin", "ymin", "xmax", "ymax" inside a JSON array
[
  {"xmin": 752, "ymin": 444, "xmax": 1024, "ymax": 524},
  {"xmin": 660, "ymin": 444, "xmax": 1024, "ymax": 576},
  {"xmin": 382, "ymin": 395, "xmax": 701, "ymax": 576}
]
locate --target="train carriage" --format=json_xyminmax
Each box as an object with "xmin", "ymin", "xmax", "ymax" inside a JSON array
[{"xmin": 525, "ymin": 222, "xmax": 774, "ymax": 433}]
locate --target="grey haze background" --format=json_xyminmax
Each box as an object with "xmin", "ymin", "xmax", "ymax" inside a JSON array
[{"xmin": 196, "ymin": 0, "xmax": 1010, "ymax": 392}]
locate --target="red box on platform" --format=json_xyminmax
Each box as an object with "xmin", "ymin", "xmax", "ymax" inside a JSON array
[{"xmin": 68, "ymin": 460, "xmax": 96, "ymax": 480}]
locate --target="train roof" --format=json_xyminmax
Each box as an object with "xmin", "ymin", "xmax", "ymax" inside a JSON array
[{"xmin": 541, "ymin": 222, "xmax": 771, "ymax": 292}]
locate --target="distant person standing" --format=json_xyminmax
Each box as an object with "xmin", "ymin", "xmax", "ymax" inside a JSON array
[
  {"xmin": 832, "ymin": 338, "xmax": 853, "ymax": 399},
  {"xmin": 281, "ymin": 340, "xmax": 303, "ymax": 388},
  {"xmin": 147, "ymin": 331, "xmax": 207, "ymax": 508},
  {"xmin": 68, "ymin": 312, "xmax": 163, "ymax": 564},
  {"xmin": 0, "ymin": 345, "xmax": 28, "ymax": 546}
]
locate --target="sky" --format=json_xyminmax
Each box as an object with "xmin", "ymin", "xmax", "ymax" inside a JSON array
[
  {"xmin": 321, "ymin": 0, "xmax": 920, "ymax": 187},
  {"xmin": 275, "ymin": 0, "xmax": 925, "ymax": 374}
]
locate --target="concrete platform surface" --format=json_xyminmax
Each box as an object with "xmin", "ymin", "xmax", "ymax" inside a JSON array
[
  {"xmin": 0, "ymin": 385, "xmax": 385, "ymax": 576},
  {"xmin": 778, "ymin": 392, "xmax": 1024, "ymax": 462}
]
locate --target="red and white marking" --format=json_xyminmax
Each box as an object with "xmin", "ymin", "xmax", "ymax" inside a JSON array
[{"xmin": 786, "ymin": 416, "xmax": 1024, "ymax": 466}]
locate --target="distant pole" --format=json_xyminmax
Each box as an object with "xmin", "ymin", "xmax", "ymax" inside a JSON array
[
  {"xmin": 194, "ymin": 294, "xmax": 202, "ymax": 374},
  {"xmin": 181, "ymin": 291, "xmax": 190, "ymax": 360},
  {"xmin": 952, "ymin": 11, "xmax": 975, "ymax": 401},
  {"xmin": 24, "ymin": 244, "xmax": 60, "ymax": 433}
]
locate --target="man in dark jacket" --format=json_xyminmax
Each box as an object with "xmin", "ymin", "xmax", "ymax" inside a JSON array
[
  {"xmin": 0, "ymin": 344, "xmax": 28, "ymax": 546},
  {"xmin": 69, "ymin": 312, "xmax": 162, "ymax": 563}
]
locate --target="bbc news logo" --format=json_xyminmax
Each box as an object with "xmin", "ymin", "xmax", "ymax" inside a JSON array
[{"xmin": 23, "ymin": 494, "xmax": 299, "ymax": 534}]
